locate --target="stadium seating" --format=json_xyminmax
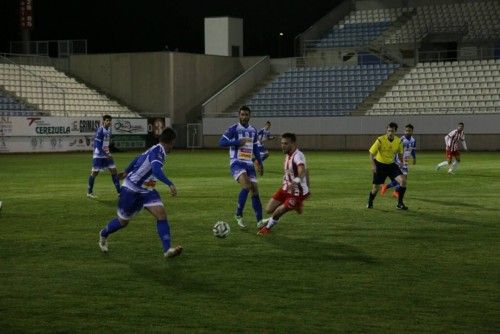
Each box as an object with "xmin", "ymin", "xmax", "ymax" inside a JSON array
[
  {"xmin": 311, "ymin": 7, "xmax": 412, "ymax": 48},
  {"xmin": 310, "ymin": 1, "xmax": 499, "ymax": 49},
  {"xmin": 385, "ymin": 1, "xmax": 500, "ymax": 44},
  {"xmin": 0, "ymin": 89, "xmax": 41, "ymax": 116},
  {"xmin": 0, "ymin": 64, "xmax": 138, "ymax": 117},
  {"xmin": 314, "ymin": 22, "xmax": 392, "ymax": 48},
  {"xmin": 367, "ymin": 59, "xmax": 500, "ymax": 115},
  {"xmin": 246, "ymin": 63, "xmax": 399, "ymax": 117}
]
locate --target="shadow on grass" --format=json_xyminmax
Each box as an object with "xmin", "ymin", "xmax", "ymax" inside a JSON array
[
  {"xmin": 403, "ymin": 209, "xmax": 496, "ymax": 228},
  {"xmin": 262, "ymin": 234, "xmax": 377, "ymax": 264},
  {"xmin": 93, "ymin": 198, "xmax": 118, "ymax": 209},
  {"xmin": 107, "ymin": 257, "xmax": 227, "ymax": 296},
  {"xmin": 411, "ymin": 196, "xmax": 497, "ymax": 211}
]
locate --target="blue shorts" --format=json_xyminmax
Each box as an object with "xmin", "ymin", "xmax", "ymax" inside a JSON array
[
  {"xmin": 92, "ymin": 157, "xmax": 116, "ymax": 172},
  {"xmin": 230, "ymin": 160, "xmax": 257, "ymax": 183},
  {"xmin": 117, "ymin": 187, "xmax": 163, "ymax": 220}
]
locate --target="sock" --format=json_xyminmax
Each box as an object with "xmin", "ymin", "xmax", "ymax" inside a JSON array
[
  {"xmin": 156, "ymin": 219, "xmax": 171, "ymax": 252},
  {"xmin": 368, "ymin": 191, "xmax": 376, "ymax": 204},
  {"xmin": 437, "ymin": 161, "xmax": 448, "ymax": 168},
  {"xmin": 450, "ymin": 161, "xmax": 459, "ymax": 172},
  {"xmin": 387, "ymin": 179, "xmax": 399, "ymax": 189},
  {"xmin": 88, "ymin": 175, "xmax": 95, "ymax": 193},
  {"xmin": 252, "ymin": 194, "xmax": 263, "ymax": 221},
  {"xmin": 266, "ymin": 217, "xmax": 279, "ymax": 229},
  {"xmin": 111, "ymin": 174, "xmax": 121, "ymax": 193},
  {"xmin": 100, "ymin": 218, "xmax": 124, "ymax": 237},
  {"xmin": 398, "ymin": 187, "xmax": 407, "ymax": 204},
  {"xmin": 395, "ymin": 185, "xmax": 401, "ymax": 192},
  {"xmin": 236, "ymin": 188, "xmax": 249, "ymax": 217}
]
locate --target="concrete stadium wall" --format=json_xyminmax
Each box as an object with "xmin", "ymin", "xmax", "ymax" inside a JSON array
[
  {"xmin": 68, "ymin": 52, "xmax": 263, "ymax": 123},
  {"xmin": 203, "ymin": 114, "xmax": 500, "ymax": 151}
]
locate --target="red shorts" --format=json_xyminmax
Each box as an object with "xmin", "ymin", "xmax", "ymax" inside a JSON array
[
  {"xmin": 272, "ymin": 188, "xmax": 309, "ymax": 213},
  {"xmin": 446, "ymin": 149, "xmax": 460, "ymax": 160}
]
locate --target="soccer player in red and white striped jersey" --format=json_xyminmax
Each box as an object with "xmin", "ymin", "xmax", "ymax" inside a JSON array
[
  {"xmin": 436, "ymin": 122, "xmax": 468, "ymax": 174},
  {"xmin": 257, "ymin": 133, "xmax": 310, "ymax": 235}
]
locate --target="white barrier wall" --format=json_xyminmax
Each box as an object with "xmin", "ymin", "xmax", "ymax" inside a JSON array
[
  {"xmin": 0, "ymin": 116, "xmax": 148, "ymax": 153},
  {"xmin": 203, "ymin": 114, "xmax": 500, "ymax": 150}
]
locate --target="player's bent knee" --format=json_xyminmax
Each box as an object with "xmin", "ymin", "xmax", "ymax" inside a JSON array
[{"xmin": 119, "ymin": 219, "xmax": 130, "ymax": 227}]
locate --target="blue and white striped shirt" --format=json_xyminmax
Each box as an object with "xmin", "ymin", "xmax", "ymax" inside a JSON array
[
  {"xmin": 123, "ymin": 144, "xmax": 167, "ymax": 193},
  {"xmin": 93, "ymin": 126, "xmax": 112, "ymax": 158},
  {"xmin": 220, "ymin": 123, "xmax": 260, "ymax": 166}
]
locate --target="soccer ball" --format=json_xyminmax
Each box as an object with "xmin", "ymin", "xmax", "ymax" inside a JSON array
[{"xmin": 213, "ymin": 221, "xmax": 230, "ymax": 238}]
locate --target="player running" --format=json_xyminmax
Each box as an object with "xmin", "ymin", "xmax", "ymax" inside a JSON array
[
  {"xmin": 97, "ymin": 127, "xmax": 182, "ymax": 259},
  {"xmin": 381, "ymin": 124, "xmax": 416, "ymax": 198},
  {"xmin": 219, "ymin": 106, "xmax": 265, "ymax": 229},
  {"xmin": 436, "ymin": 122, "xmax": 467, "ymax": 174},
  {"xmin": 257, "ymin": 133, "xmax": 310, "ymax": 236},
  {"xmin": 254, "ymin": 121, "xmax": 275, "ymax": 163},
  {"xmin": 367, "ymin": 122, "xmax": 408, "ymax": 210}
]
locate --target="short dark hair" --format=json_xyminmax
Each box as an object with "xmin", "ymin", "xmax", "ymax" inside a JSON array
[
  {"xmin": 458, "ymin": 122, "xmax": 464, "ymax": 126},
  {"xmin": 103, "ymin": 114, "xmax": 112, "ymax": 121},
  {"xmin": 405, "ymin": 124, "xmax": 414, "ymax": 130},
  {"xmin": 265, "ymin": 121, "xmax": 271, "ymax": 125},
  {"xmin": 388, "ymin": 122, "xmax": 398, "ymax": 131},
  {"xmin": 239, "ymin": 106, "xmax": 251, "ymax": 113},
  {"xmin": 282, "ymin": 132, "xmax": 296, "ymax": 142},
  {"xmin": 159, "ymin": 127, "xmax": 176, "ymax": 144}
]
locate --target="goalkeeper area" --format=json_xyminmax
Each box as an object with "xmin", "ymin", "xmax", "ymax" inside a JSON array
[{"xmin": 0, "ymin": 151, "xmax": 498, "ymax": 332}]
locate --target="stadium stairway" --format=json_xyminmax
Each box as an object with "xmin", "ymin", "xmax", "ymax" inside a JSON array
[
  {"xmin": 368, "ymin": 8, "xmax": 417, "ymax": 66},
  {"xmin": 370, "ymin": 8, "xmax": 417, "ymax": 48}
]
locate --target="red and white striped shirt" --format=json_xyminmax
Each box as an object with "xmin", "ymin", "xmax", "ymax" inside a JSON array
[
  {"xmin": 282, "ymin": 149, "xmax": 309, "ymax": 196},
  {"xmin": 445, "ymin": 129, "xmax": 465, "ymax": 152}
]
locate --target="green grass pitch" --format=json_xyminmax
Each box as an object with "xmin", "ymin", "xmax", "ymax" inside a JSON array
[{"xmin": 0, "ymin": 150, "xmax": 498, "ymax": 333}]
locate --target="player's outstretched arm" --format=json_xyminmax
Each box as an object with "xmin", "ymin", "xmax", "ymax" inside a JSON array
[{"xmin": 151, "ymin": 161, "xmax": 176, "ymax": 196}]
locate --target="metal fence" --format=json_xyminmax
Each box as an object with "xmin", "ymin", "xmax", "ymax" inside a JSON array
[{"xmin": 9, "ymin": 39, "xmax": 87, "ymax": 57}]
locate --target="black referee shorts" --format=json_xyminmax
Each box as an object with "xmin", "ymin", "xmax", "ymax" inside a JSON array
[{"xmin": 372, "ymin": 160, "xmax": 403, "ymax": 185}]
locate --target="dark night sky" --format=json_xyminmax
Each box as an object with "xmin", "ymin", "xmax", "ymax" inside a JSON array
[{"xmin": 1, "ymin": 0, "xmax": 341, "ymax": 57}]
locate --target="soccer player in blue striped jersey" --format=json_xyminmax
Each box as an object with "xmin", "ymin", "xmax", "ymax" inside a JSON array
[
  {"xmin": 381, "ymin": 124, "xmax": 416, "ymax": 198},
  {"xmin": 255, "ymin": 121, "xmax": 275, "ymax": 162},
  {"xmin": 87, "ymin": 115, "xmax": 121, "ymax": 198},
  {"xmin": 98, "ymin": 127, "xmax": 182, "ymax": 258},
  {"xmin": 219, "ymin": 106, "xmax": 265, "ymax": 229}
]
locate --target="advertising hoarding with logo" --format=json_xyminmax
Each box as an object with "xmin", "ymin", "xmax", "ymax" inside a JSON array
[{"xmin": 0, "ymin": 116, "xmax": 149, "ymax": 153}]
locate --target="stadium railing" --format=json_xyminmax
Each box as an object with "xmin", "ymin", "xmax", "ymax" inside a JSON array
[
  {"xmin": 202, "ymin": 56, "xmax": 270, "ymax": 117},
  {"xmin": 0, "ymin": 55, "xmax": 66, "ymax": 116}
]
